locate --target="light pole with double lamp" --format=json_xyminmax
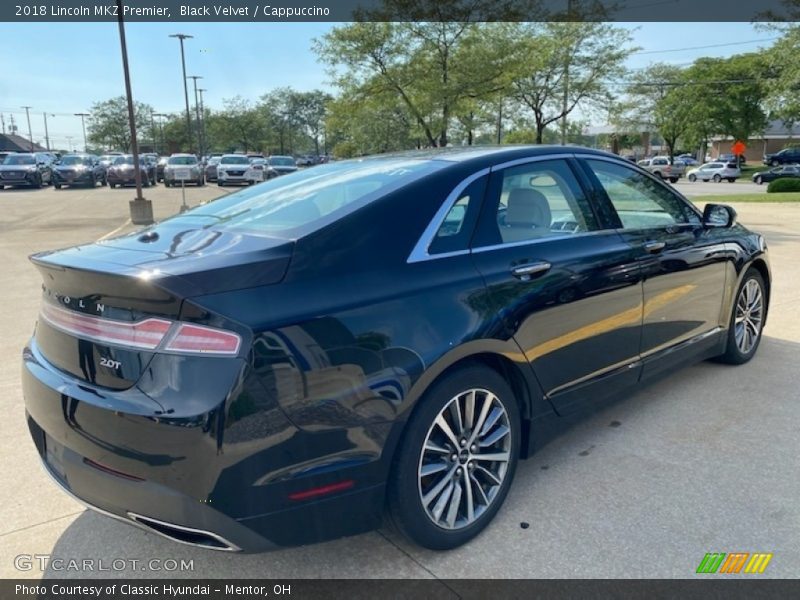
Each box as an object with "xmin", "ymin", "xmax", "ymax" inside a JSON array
[
  {"xmin": 198, "ymin": 88, "xmax": 207, "ymax": 157},
  {"xmin": 169, "ymin": 33, "xmax": 194, "ymax": 153},
  {"xmin": 187, "ymin": 75, "xmax": 203, "ymax": 158}
]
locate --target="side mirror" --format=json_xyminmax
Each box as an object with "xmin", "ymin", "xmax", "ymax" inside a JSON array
[{"xmin": 703, "ymin": 203, "xmax": 737, "ymax": 228}]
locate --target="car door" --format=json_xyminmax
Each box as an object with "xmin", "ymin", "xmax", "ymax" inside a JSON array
[
  {"xmin": 580, "ymin": 157, "xmax": 730, "ymax": 378},
  {"xmin": 469, "ymin": 157, "xmax": 644, "ymax": 415}
]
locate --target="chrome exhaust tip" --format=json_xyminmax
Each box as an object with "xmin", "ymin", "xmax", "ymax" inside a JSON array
[{"xmin": 127, "ymin": 512, "xmax": 241, "ymax": 552}]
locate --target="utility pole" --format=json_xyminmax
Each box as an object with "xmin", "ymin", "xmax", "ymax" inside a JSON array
[
  {"xmin": 74, "ymin": 113, "xmax": 90, "ymax": 152},
  {"xmin": 169, "ymin": 33, "xmax": 194, "ymax": 153},
  {"xmin": 1, "ymin": 113, "xmax": 5, "ymax": 135},
  {"xmin": 496, "ymin": 98, "xmax": 503, "ymax": 145},
  {"xmin": 198, "ymin": 88, "xmax": 207, "ymax": 156},
  {"xmin": 150, "ymin": 109, "xmax": 157, "ymax": 153},
  {"xmin": 43, "ymin": 113, "xmax": 52, "ymax": 151},
  {"xmin": 560, "ymin": 0, "xmax": 575, "ymax": 146},
  {"xmin": 66, "ymin": 136, "xmax": 74, "ymax": 152},
  {"xmin": 187, "ymin": 75, "xmax": 203, "ymax": 157},
  {"xmin": 22, "ymin": 106, "xmax": 34, "ymax": 151},
  {"xmin": 117, "ymin": 0, "xmax": 153, "ymax": 225}
]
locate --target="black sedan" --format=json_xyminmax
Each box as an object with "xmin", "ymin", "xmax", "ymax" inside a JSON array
[
  {"xmin": 752, "ymin": 164, "xmax": 800, "ymax": 185},
  {"xmin": 23, "ymin": 146, "xmax": 770, "ymax": 552},
  {"xmin": 763, "ymin": 147, "xmax": 800, "ymax": 166},
  {"xmin": 0, "ymin": 152, "xmax": 53, "ymax": 188},
  {"xmin": 106, "ymin": 155, "xmax": 156, "ymax": 188},
  {"xmin": 52, "ymin": 154, "xmax": 107, "ymax": 189}
]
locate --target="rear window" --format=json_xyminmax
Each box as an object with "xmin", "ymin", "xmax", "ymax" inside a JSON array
[
  {"xmin": 4, "ymin": 154, "xmax": 36, "ymax": 165},
  {"xmin": 163, "ymin": 157, "xmax": 446, "ymax": 238},
  {"xmin": 269, "ymin": 156, "xmax": 296, "ymax": 166},
  {"xmin": 221, "ymin": 156, "xmax": 250, "ymax": 165}
]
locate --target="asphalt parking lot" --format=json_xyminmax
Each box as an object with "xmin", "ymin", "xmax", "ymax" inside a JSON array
[{"xmin": 1, "ymin": 183, "xmax": 798, "ymax": 580}]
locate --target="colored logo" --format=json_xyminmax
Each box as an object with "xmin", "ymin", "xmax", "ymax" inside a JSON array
[{"xmin": 696, "ymin": 552, "xmax": 773, "ymax": 574}]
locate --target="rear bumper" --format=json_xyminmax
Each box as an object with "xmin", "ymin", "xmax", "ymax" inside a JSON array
[{"xmin": 21, "ymin": 340, "xmax": 388, "ymax": 552}]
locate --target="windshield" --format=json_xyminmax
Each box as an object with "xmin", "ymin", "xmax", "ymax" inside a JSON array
[
  {"xmin": 269, "ymin": 157, "xmax": 296, "ymax": 167},
  {"xmin": 4, "ymin": 155, "xmax": 36, "ymax": 165},
  {"xmin": 221, "ymin": 156, "xmax": 250, "ymax": 165},
  {"xmin": 163, "ymin": 157, "xmax": 445, "ymax": 237},
  {"xmin": 60, "ymin": 156, "xmax": 92, "ymax": 166},
  {"xmin": 168, "ymin": 156, "xmax": 197, "ymax": 165},
  {"xmin": 113, "ymin": 156, "xmax": 143, "ymax": 165}
]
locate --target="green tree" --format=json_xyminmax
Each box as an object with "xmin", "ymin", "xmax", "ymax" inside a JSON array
[
  {"xmin": 315, "ymin": 21, "xmax": 520, "ymax": 147},
  {"xmin": 510, "ymin": 22, "xmax": 633, "ymax": 144},
  {"xmin": 87, "ymin": 96, "xmax": 153, "ymax": 152}
]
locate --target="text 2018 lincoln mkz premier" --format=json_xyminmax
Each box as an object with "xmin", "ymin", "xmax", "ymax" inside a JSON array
[{"xmin": 23, "ymin": 146, "xmax": 770, "ymax": 551}]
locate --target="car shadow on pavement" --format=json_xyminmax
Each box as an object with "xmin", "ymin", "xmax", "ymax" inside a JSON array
[{"xmin": 41, "ymin": 336, "xmax": 799, "ymax": 579}]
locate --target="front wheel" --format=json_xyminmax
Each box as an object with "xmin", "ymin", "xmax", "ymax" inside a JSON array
[
  {"xmin": 755, "ymin": 176, "xmax": 762, "ymax": 185},
  {"xmin": 771, "ymin": 159, "xmax": 780, "ymax": 167},
  {"xmin": 688, "ymin": 174, "xmax": 697, "ymax": 182},
  {"xmin": 717, "ymin": 268, "xmax": 766, "ymax": 365},
  {"xmin": 669, "ymin": 177, "xmax": 679, "ymax": 183},
  {"xmin": 387, "ymin": 365, "xmax": 520, "ymax": 550},
  {"xmin": 713, "ymin": 174, "xmax": 722, "ymax": 182}
]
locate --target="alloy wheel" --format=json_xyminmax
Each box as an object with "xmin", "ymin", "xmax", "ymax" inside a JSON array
[
  {"xmin": 418, "ymin": 388, "xmax": 511, "ymax": 530},
  {"xmin": 734, "ymin": 279, "xmax": 764, "ymax": 354}
]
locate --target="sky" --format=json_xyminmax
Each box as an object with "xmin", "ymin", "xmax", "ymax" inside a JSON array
[{"xmin": 0, "ymin": 21, "xmax": 779, "ymax": 150}]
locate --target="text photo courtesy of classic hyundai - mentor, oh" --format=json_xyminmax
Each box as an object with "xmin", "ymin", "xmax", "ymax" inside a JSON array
[{"xmin": 22, "ymin": 146, "xmax": 770, "ymax": 552}]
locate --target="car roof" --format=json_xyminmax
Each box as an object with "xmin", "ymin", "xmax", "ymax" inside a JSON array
[{"xmin": 169, "ymin": 153, "xmax": 196, "ymax": 158}]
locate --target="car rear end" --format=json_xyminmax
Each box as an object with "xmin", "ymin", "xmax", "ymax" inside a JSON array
[{"xmin": 22, "ymin": 228, "xmax": 297, "ymax": 552}]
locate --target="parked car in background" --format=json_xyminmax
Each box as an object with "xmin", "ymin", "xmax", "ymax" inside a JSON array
[
  {"xmin": 752, "ymin": 164, "xmax": 800, "ymax": 185},
  {"xmin": 248, "ymin": 158, "xmax": 277, "ymax": 182},
  {"xmin": 637, "ymin": 156, "xmax": 685, "ymax": 183},
  {"xmin": 267, "ymin": 155, "xmax": 298, "ymax": 176},
  {"xmin": 98, "ymin": 155, "xmax": 116, "ymax": 169},
  {"xmin": 687, "ymin": 161, "xmax": 741, "ymax": 182},
  {"xmin": 296, "ymin": 154, "xmax": 319, "ymax": 167},
  {"xmin": 156, "ymin": 156, "xmax": 168, "ymax": 182},
  {"xmin": 763, "ymin": 147, "xmax": 800, "ymax": 166},
  {"xmin": 106, "ymin": 155, "xmax": 157, "ymax": 188},
  {"xmin": 0, "ymin": 151, "xmax": 14, "ymax": 164},
  {"xmin": 22, "ymin": 146, "xmax": 770, "ymax": 553},
  {"xmin": 205, "ymin": 156, "xmax": 221, "ymax": 182},
  {"xmin": 163, "ymin": 154, "xmax": 205, "ymax": 187},
  {"xmin": 52, "ymin": 154, "xmax": 106, "ymax": 189},
  {"xmin": 247, "ymin": 154, "xmax": 265, "ymax": 162},
  {"xmin": 0, "ymin": 152, "xmax": 53, "ymax": 188},
  {"xmin": 217, "ymin": 154, "xmax": 259, "ymax": 186},
  {"xmin": 677, "ymin": 154, "xmax": 699, "ymax": 166}
]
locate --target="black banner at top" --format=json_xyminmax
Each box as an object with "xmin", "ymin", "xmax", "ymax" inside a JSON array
[{"xmin": 1, "ymin": 0, "xmax": 798, "ymax": 22}]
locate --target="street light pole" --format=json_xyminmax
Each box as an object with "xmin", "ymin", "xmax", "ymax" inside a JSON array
[
  {"xmin": 153, "ymin": 113, "xmax": 167, "ymax": 154},
  {"xmin": 66, "ymin": 136, "xmax": 74, "ymax": 152},
  {"xmin": 187, "ymin": 75, "xmax": 203, "ymax": 157},
  {"xmin": 117, "ymin": 0, "xmax": 153, "ymax": 225},
  {"xmin": 74, "ymin": 112, "xmax": 90, "ymax": 152},
  {"xmin": 169, "ymin": 33, "xmax": 194, "ymax": 153},
  {"xmin": 198, "ymin": 88, "xmax": 207, "ymax": 156},
  {"xmin": 22, "ymin": 106, "xmax": 34, "ymax": 151}
]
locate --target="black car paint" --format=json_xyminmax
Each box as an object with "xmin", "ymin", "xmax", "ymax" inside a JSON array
[
  {"xmin": 22, "ymin": 146, "xmax": 770, "ymax": 551},
  {"xmin": 52, "ymin": 156, "xmax": 107, "ymax": 188}
]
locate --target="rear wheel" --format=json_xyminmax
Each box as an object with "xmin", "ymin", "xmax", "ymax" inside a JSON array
[
  {"xmin": 54, "ymin": 183, "xmax": 62, "ymax": 190},
  {"xmin": 728, "ymin": 178, "xmax": 736, "ymax": 183},
  {"xmin": 669, "ymin": 177, "xmax": 678, "ymax": 183},
  {"xmin": 771, "ymin": 159, "xmax": 780, "ymax": 167},
  {"xmin": 387, "ymin": 365, "xmax": 520, "ymax": 550},
  {"xmin": 717, "ymin": 268, "xmax": 766, "ymax": 365},
  {"xmin": 713, "ymin": 174, "xmax": 722, "ymax": 182}
]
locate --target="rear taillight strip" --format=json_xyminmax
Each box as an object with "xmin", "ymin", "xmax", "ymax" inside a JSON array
[{"xmin": 39, "ymin": 302, "xmax": 241, "ymax": 355}]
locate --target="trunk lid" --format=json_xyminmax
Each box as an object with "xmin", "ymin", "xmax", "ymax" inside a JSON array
[{"xmin": 31, "ymin": 223, "xmax": 293, "ymax": 389}]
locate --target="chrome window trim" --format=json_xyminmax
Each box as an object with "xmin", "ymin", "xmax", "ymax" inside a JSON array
[
  {"xmin": 488, "ymin": 153, "xmax": 574, "ymax": 172},
  {"xmin": 471, "ymin": 229, "xmax": 614, "ymax": 254},
  {"xmin": 407, "ymin": 167, "xmax": 490, "ymax": 264}
]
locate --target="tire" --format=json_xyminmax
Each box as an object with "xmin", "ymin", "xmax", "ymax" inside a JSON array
[
  {"xmin": 54, "ymin": 183, "xmax": 61, "ymax": 190},
  {"xmin": 218, "ymin": 181, "xmax": 225, "ymax": 187},
  {"xmin": 728, "ymin": 178, "xmax": 736, "ymax": 183},
  {"xmin": 688, "ymin": 174, "xmax": 696, "ymax": 182},
  {"xmin": 717, "ymin": 268, "xmax": 766, "ymax": 365},
  {"xmin": 771, "ymin": 159, "xmax": 780, "ymax": 167},
  {"xmin": 387, "ymin": 364, "xmax": 521, "ymax": 550},
  {"xmin": 33, "ymin": 174, "xmax": 43, "ymax": 189},
  {"xmin": 109, "ymin": 183, "xmax": 116, "ymax": 188},
  {"xmin": 669, "ymin": 177, "xmax": 678, "ymax": 183},
  {"xmin": 653, "ymin": 171, "xmax": 662, "ymax": 179},
  {"xmin": 713, "ymin": 174, "xmax": 722, "ymax": 183},
  {"xmin": 755, "ymin": 176, "xmax": 762, "ymax": 185},
  {"xmin": 90, "ymin": 175, "xmax": 96, "ymax": 188}
]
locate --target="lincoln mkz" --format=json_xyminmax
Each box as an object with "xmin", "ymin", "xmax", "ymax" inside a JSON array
[{"xmin": 23, "ymin": 147, "xmax": 770, "ymax": 551}]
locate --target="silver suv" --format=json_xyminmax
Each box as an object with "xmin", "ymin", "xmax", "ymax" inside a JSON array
[{"xmin": 686, "ymin": 162, "xmax": 741, "ymax": 183}]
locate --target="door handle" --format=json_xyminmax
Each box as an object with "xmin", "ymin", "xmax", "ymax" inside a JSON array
[
  {"xmin": 643, "ymin": 241, "xmax": 666, "ymax": 254},
  {"xmin": 511, "ymin": 261, "xmax": 551, "ymax": 280}
]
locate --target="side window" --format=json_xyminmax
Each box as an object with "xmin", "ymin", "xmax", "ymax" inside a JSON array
[
  {"xmin": 428, "ymin": 175, "xmax": 487, "ymax": 255},
  {"xmin": 473, "ymin": 159, "xmax": 599, "ymax": 248},
  {"xmin": 586, "ymin": 159, "xmax": 700, "ymax": 230}
]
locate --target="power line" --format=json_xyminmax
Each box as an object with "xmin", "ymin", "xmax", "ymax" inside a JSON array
[{"xmin": 631, "ymin": 38, "xmax": 779, "ymax": 56}]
